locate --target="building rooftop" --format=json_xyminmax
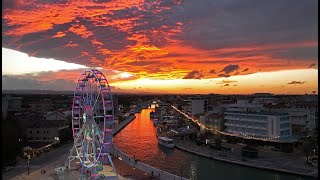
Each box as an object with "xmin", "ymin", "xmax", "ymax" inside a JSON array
[
  {"xmin": 28, "ymin": 120, "xmax": 67, "ymax": 128},
  {"xmin": 225, "ymin": 111, "xmax": 290, "ymax": 116},
  {"xmin": 207, "ymin": 113, "xmax": 224, "ymax": 119}
]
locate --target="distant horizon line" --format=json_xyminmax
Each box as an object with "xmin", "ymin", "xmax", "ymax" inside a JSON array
[{"xmin": 2, "ymin": 89, "xmax": 318, "ymax": 96}]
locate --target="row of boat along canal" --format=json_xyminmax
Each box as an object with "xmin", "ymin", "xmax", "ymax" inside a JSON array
[{"xmin": 150, "ymin": 106, "xmax": 176, "ymax": 149}]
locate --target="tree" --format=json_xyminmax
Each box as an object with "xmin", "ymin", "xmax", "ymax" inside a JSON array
[
  {"xmin": 215, "ymin": 138, "xmax": 222, "ymax": 148},
  {"xmin": 300, "ymin": 141, "xmax": 313, "ymax": 163}
]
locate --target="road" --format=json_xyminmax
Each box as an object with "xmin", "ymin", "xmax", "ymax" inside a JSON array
[{"xmin": 2, "ymin": 143, "xmax": 73, "ymax": 180}]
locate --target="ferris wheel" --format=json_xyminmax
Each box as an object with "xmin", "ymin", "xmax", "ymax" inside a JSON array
[{"xmin": 65, "ymin": 69, "xmax": 117, "ymax": 178}]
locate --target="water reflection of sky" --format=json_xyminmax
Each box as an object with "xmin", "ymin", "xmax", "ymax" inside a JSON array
[{"xmin": 114, "ymin": 108, "xmax": 313, "ymax": 180}]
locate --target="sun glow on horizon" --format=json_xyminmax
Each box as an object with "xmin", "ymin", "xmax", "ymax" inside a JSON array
[{"xmin": 111, "ymin": 69, "xmax": 318, "ymax": 94}]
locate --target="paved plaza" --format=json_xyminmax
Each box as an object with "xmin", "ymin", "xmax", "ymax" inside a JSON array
[{"xmin": 2, "ymin": 142, "xmax": 156, "ymax": 180}]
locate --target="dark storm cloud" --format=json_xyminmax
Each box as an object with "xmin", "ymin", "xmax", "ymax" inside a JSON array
[
  {"xmin": 179, "ymin": 0, "xmax": 317, "ymax": 50},
  {"xmin": 242, "ymin": 68, "xmax": 249, "ymax": 72},
  {"xmin": 288, "ymin": 81, "xmax": 305, "ymax": 85},
  {"xmin": 183, "ymin": 70, "xmax": 204, "ymax": 79},
  {"xmin": 217, "ymin": 74, "xmax": 230, "ymax": 78},
  {"xmin": 2, "ymin": 75, "xmax": 76, "ymax": 91},
  {"xmin": 272, "ymin": 47, "xmax": 318, "ymax": 60},
  {"xmin": 209, "ymin": 69, "xmax": 216, "ymax": 74},
  {"xmin": 309, "ymin": 63, "xmax": 318, "ymax": 69},
  {"xmin": 220, "ymin": 64, "xmax": 240, "ymax": 74}
]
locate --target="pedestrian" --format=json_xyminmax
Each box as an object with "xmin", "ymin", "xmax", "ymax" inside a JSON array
[{"xmin": 151, "ymin": 171, "xmax": 153, "ymax": 176}]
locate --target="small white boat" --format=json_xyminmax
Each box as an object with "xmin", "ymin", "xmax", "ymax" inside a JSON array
[
  {"xmin": 158, "ymin": 136, "xmax": 174, "ymax": 148},
  {"xmin": 130, "ymin": 110, "xmax": 135, "ymax": 116}
]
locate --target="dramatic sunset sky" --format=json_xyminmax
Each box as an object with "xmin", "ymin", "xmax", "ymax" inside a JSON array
[{"xmin": 2, "ymin": 0, "xmax": 318, "ymax": 94}]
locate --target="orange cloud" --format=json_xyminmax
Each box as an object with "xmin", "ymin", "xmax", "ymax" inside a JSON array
[
  {"xmin": 2, "ymin": 0, "xmax": 317, "ymax": 86},
  {"xmin": 52, "ymin": 31, "xmax": 66, "ymax": 38}
]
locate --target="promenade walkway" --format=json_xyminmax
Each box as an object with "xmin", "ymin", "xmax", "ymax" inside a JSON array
[{"xmin": 174, "ymin": 140, "xmax": 318, "ymax": 178}]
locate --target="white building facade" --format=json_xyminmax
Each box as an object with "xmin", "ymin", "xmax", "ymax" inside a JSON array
[{"xmin": 224, "ymin": 111, "xmax": 292, "ymax": 138}]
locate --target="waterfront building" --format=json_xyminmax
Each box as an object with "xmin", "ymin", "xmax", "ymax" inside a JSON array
[
  {"xmin": 253, "ymin": 93, "xmax": 273, "ymax": 97},
  {"xmin": 252, "ymin": 97, "xmax": 279, "ymax": 105},
  {"xmin": 26, "ymin": 120, "xmax": 69, "ymax": 142},
  {"xmin": 199, "ymin": 110, "xmax": 226, "ymax": 135},
  {"xmin": 113, "ymin": 96, "xmax": 119, "ymax": 116},
  {"xmin": 29, "ymin": 99, "xmax": 53, "ymax": 115},
  {"xmin": 227, "ymin": 99, "xmax": 264, "ymax": 112},
  {"xmin": 2, "ymin": 95, "xmax": 23, "ymax": 120},
  {"xmin": 187, "ymin": 95, "xmax": 207, "ymax": 117},
  {"xmin": 293, "ymin": 101, "xmax": 318, "ymax": 131},
  {"xmin": 45, "ymin": 111, "xmax": 68, "ymax": 121},
  {"xmin": 206, "ymin": 113, "xmax": 225, "ymax": 132},
  {"xmin": 265, "ymin": 101, "xmax": 318, "ymax": 134},
  {"xmin": 224, "ymin": 99, "xmax": 292, "ymax": 138},
  {"xmin": 224, "ymin": 111, "xmax": 292, "ymax": 138},
  {"xmin": 53, "ymin": 96, "xmax": 72, "ymax": 109}
]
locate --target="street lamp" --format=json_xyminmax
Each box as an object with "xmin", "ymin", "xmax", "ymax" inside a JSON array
[
  {"xmin": 118, "ymin": 156, "xmax": 122, "ymax": 176},
  {"xmin": 27, "ymin": 154, "xmax": 30, "ymax": 175}
]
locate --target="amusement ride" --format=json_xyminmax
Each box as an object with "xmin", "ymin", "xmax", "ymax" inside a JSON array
[{"xmin": 56, "ymin": 69, "xmax": 118, "ymax": 179}]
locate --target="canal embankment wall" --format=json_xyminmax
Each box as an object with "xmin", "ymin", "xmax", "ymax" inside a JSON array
[
  {"xmin": 171, "ymin": 106, "xmax": 317, "ymax": 179},
  {"xmin": 175, "ymin": 142, "xmax": 318, "ymax": 178},
  {"xmin": 112, "ymin": 146, "xmax": 187, "ymax": 180},
  {"xmin": 113, "ymin": 115, "xmax": 136, "ymax": 136},
  {"xmin": 113, "ymin": 114, "xmax": 188, "ymax": 180}
]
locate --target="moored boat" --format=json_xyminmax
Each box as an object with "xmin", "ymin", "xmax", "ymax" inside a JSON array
[
  {"xmin": 154, "ymin": 118, "xmax": 159, "ymax": 126},
  {"xmin": 150, "ymin": 111, "xmax": 155, "ymax": 119},
  {"xmin": 129, "ymin": 110, "xmax": 135, "ymax": 116},
  {"xmin": 158, "ymin": 136, "xmax": 174, "ymax": 148}
]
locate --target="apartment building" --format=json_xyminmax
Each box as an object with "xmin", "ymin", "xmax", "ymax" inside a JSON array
[
  {"xmin": 224, "ymin": 99, "xmax": 292, "ymax": 138},
  {"xmin": 224, "ymin": 111, "xmax": 291, "ymax": 138},
  {"xmin": 187, "ymin": 96, "xmax": 207, "ymax": 117}
]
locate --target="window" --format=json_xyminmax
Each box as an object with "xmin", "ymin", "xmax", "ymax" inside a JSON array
[
  {"xmin": 30, "ymin": 131, "xmax": 32, "ymax": 134},
  {"xmin": 47, "ymin": 131, "xmax": 49, "ymax": 134},
  {"xmin": 44, "ymin": 131, "xmax": 46, "ymax": 134},
  {"xmin": 44, "ymin": 137, "xmax": 46, "ymax": 140},
  {"xmin": 37, "ymin": 130, "xmax": 39, "ymax": 134},
  {"xmin": 36, "ymin": 137, "xmax": 39, "ymax": 140}
]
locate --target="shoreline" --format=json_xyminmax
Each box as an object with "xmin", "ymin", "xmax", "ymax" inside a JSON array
[
  {"xmin": 113, "ymin": 115, "xmax": 136, "ymax": 136},
  {"xmin": 174, "ymin": 143, "xmax": 318, "ymax": 179},
  {"xmin": 170, "ymin": 105, "xmax": 317, "ymax": 179},
  {"xmin": 113, "ymin": 112, "xmax": 188, "ymax": 180}
]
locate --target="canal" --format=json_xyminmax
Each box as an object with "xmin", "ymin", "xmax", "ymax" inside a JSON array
[{"xmin": 113, "ymin": 108, "xmax": 312, "ymax": 180}]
